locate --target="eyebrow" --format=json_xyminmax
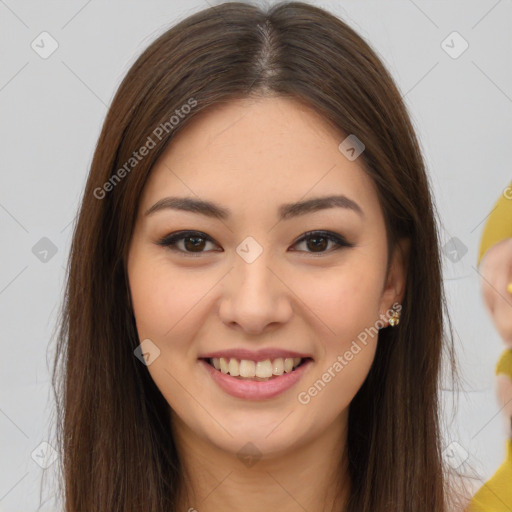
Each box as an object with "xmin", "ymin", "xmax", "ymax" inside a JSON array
[{"xmin": 144, "ymin": 194, "xmax": 364, "ymax": 220}]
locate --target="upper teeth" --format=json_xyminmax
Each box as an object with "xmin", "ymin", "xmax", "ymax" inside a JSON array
[{"xmin": 211, "ymin": 357, "xmax": 302, "ymax": 377}]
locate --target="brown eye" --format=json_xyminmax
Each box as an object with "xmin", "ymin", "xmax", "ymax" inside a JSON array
[
  {"xmin": 305, "ymin": 235, "xmax": 328, "ymax": 252},
  {"xmin": 291, "ymin": 231, "xmax": 353, "ymax": 254},
  {"xmin": 156, "ymin": 231, "xmax": 221, "ymax": 256},
  {"xmin": 182, "ymin": 236, "xmax": 207, "ymax": 252}
]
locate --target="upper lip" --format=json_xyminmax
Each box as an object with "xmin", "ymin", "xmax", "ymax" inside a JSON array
[{"xmin": 199, "ymin": 348, "xmax": 313, "ymax": 362}]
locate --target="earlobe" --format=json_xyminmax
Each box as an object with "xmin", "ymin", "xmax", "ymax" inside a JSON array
[{"xmin": 380, "ymin": 237, "xmax": 410, "ymax": 326}]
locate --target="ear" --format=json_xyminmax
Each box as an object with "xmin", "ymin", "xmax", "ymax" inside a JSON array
[
  {"xmin": 379, "ymin": 237, "xmax": 410, "ymax": 325},
  {"xmin": 124, "ymin": 268, "xmax": 136, "ymax": 319}
]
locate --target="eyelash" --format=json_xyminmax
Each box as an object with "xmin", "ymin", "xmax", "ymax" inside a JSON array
[{"xmin": 156, "ymin": 230, "xmax": 354, "ymax": 257}]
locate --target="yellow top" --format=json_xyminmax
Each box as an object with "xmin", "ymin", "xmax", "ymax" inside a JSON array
[
  {"xmin": 469, "ymin": 349, "xmax": 512, "ymax": 510},
  {"xmin": 468, "ymin": 438, "xmax": 512, "ymax": 511},
  {"xmin": 496, "ymin": 349, "xmax": 512, "ymax": 379},
  {"xmin": 478, "ymin": 181, "xmax": 512, "ymax": 266},
  {"xmin": 470, "ymin": 182, "xmax": 512, "ymax": 510}
]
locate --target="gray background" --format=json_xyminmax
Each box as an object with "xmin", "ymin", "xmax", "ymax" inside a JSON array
[{"xmin": 1, "ymin": 0, "xmax": 511, "ymax": 510}]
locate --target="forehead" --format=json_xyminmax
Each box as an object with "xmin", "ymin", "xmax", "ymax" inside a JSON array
[{"xmin": 139, "ymin": 96, "xmax": 380, "ymax": 220}]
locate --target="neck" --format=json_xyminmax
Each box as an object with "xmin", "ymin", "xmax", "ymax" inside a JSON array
[{"xmin": 172, "ymin": 411, "xmax": 350, "ymax": 512}]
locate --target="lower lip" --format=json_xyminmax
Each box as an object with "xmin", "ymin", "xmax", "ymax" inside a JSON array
[{"xmin": 199, "ymin": 358, "xmax": 313, "ymax": 400}]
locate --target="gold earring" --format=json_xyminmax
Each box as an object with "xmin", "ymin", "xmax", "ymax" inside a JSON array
[
  {"xmin": 389, "ymin": 304, "xmax": 401, "ymax": 327},
  {"xmin": 507, "ymin": 282, "xmax": 512, "ymax": 295}
]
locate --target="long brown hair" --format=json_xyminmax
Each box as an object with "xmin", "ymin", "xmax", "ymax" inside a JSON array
[{"xmin": 52, "ymin": 2, "xmax": 460, "ymax": 510}]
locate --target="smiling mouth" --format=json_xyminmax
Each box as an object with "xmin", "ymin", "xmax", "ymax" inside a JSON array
[{"xmin": 202, "ymin": 356, "xmax": 311, "ymax": 381}]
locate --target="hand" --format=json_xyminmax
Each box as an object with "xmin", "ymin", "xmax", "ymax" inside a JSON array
[
  {"xmin": 479, "ymin": 237, "xmax": 512, "ymax": 348},
  {"xmin": 496, "ymin": 373, "xmax": 512, "ymax": 436}
]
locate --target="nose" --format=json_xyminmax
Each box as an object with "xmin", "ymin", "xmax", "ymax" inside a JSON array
[{"xmin": 218, "ymin": 247, "xmax": 294, "ymax": 335}]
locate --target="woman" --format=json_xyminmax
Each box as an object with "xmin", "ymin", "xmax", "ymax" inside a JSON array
[
  {"xmin": 469, "ymin": 183, "xmax": 512, "ymax": 510},
  {"xmin": 52, "ymin": 2, "xmax": 464, "ymax": 510}
]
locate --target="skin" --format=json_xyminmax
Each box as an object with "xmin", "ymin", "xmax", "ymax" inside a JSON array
[
  {"xmin": 127, "ymin": 96, "xmax": 408, "ymax": 511},
  {"xmin": 480, "ymin": 238, "xmax": 512, "ymax": 350},
  {"xmin": 479, "ymin": 238, "xmax": 512, "ymax": 432}
]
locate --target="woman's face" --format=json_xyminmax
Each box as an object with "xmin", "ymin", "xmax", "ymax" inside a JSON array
[{"xmin": 127, "ymin": 96, "xmax": 406, "ymax": 459}]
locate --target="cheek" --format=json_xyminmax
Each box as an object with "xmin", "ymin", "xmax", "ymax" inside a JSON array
[
  {"xmin": 308, "ymin": 342, "xmax": 378, "ymax": 413},
  {"xmin": 296, "ymin": 258, "xmax": 384, "ymax": 338},
  {"xmin": 128, "ymin": 256, "xmax": 211, "ymax": 407},
  {"xmin": 293, "ymin": 257, "xmax": 383, "ymax": 403},
  {"xmin": 297, "ymin": 273, "xmax": 380, "ymax": 414},
  {"xmin": 129, "ymin": 254, "xmax": 213, "ymax": 340}
]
